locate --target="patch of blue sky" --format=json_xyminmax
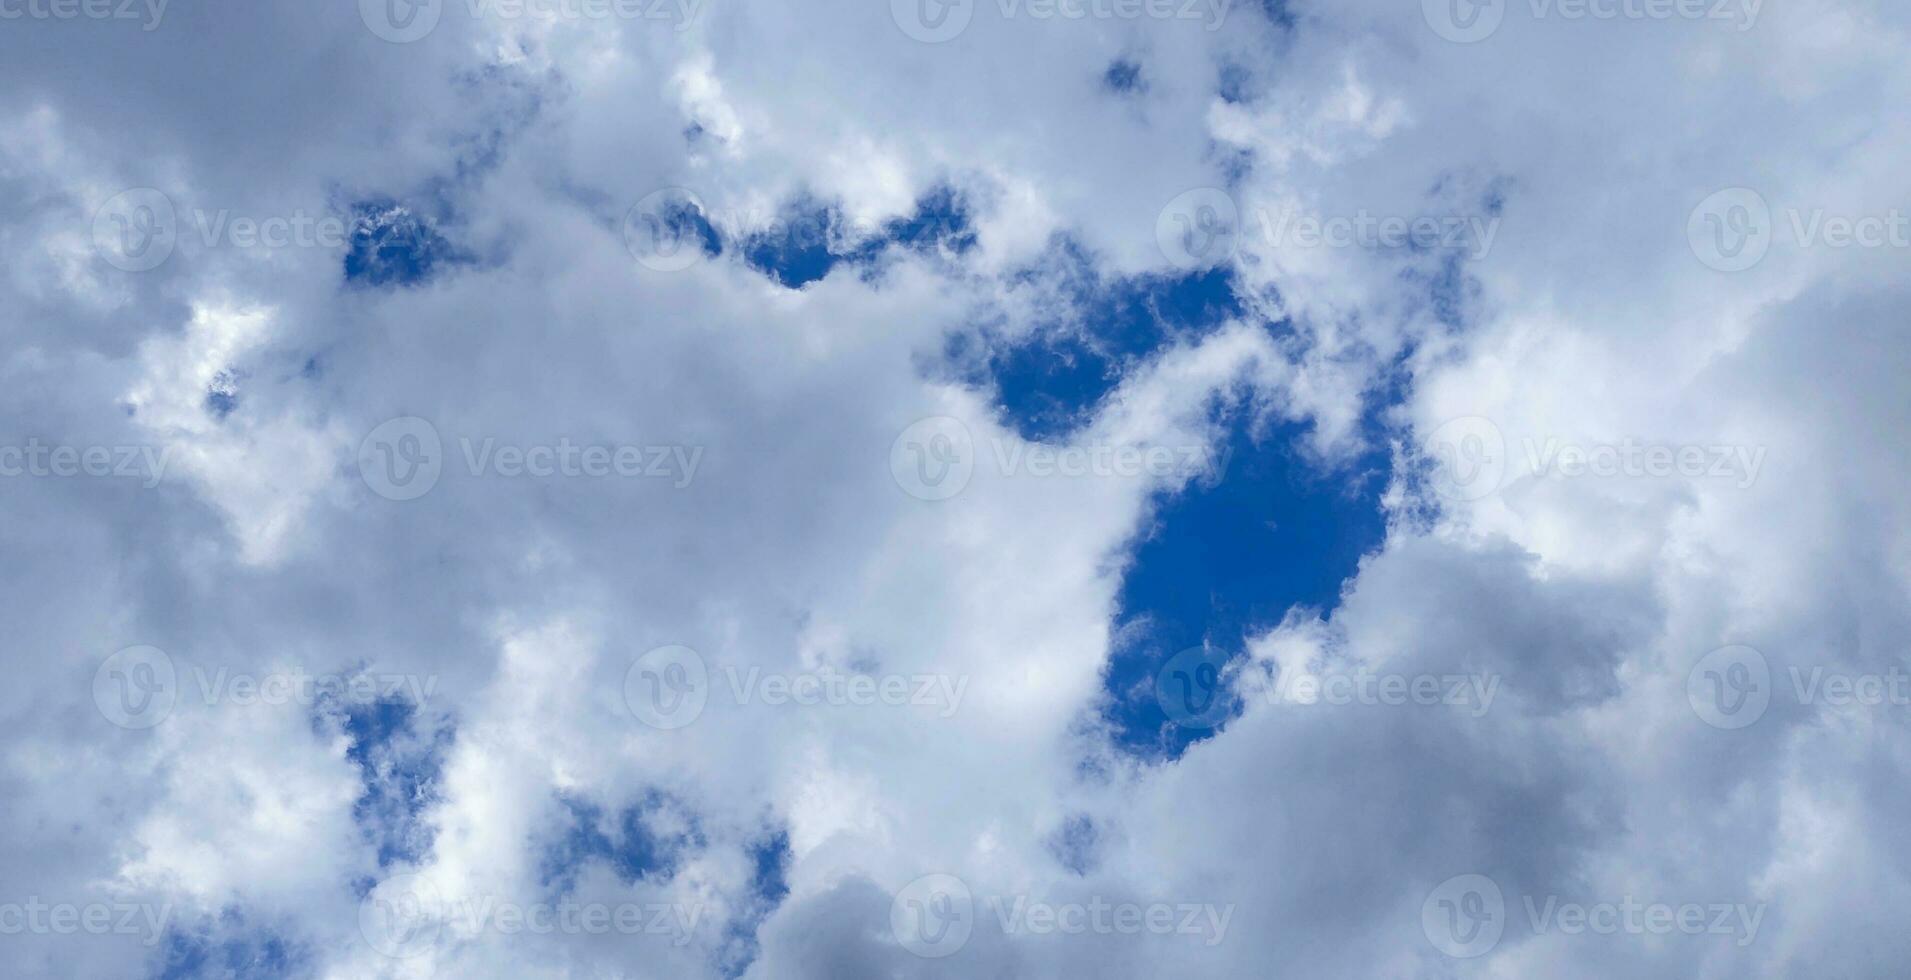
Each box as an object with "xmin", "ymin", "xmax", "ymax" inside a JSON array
[
  {"xmin": 149, "ymin": 915, "xmax": 305, "ymax": 980},
  {"xmin": 737, "ymin": 186, "xmax": 975, "ymax": 288},
  {"xmin": 942, "ymin": 244, "xmax": 1399, "ymax": 759},
  {"xmin": 715, "ymin": 828, "xmax": 792, "ymax": 979},
  {"xmin": 942, "ymin": 241, "xmax": 1243, "ymax": 440},
  {"xmin": 538, "ymin": 791, "xmax": 706, "ymax": 892},
  {"xmin": 341, "ymin": 200, "xmax": 472, "ymax": 288},
  {"xmin": 314, "ymin": 689, "xmax": 454, "ymax": 869}
]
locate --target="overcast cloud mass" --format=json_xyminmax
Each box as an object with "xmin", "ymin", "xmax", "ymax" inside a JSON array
[{"xmin": 2, "ymin": 0, "xmax": 1909, "ymax": 976}]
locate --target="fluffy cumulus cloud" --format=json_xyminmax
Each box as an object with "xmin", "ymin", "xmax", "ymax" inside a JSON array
[{"xmin": 2, "ymin": 0, "xmax": 1908, "ymax": 976}]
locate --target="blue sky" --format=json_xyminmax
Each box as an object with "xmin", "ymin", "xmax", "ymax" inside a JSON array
[{"xmin": 2, "ymin": 1, "xmax": 1908, "ymax": 978}]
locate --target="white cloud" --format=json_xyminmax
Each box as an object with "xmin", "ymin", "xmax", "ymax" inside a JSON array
[{"xmin": 1, "ymin": 0, "xmax": 1907, "ymax": 976}]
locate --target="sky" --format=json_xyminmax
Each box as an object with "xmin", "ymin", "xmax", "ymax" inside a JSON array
[{"xmin": 2, "ymin": 0, "xmax": 1910, "ymax": 977}]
